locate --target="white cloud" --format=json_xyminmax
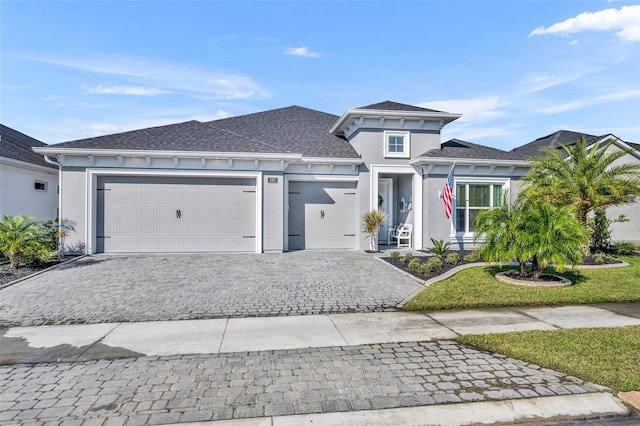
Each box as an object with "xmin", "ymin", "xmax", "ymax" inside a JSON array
[
  {"xmin": 83, "ymin": 85, "xmax": 170, "ymax": 96},
  {"xmin": 29, "ymin": 55, "xmax": 271, "ymax": 100},
  {"xmin": 283, "ymin": 46, "xmax": 321, "ymax": 58},
  {"xmin": 419, "ymin": 97, "xmax": 507, "ymax": 122},
  {"xmin": 530, "ymin": 5, "xmax": 640, "ymax": 42},
  {"xmin": 519, "ymin": 72, "xmax": 584, "ymax": 94},
  {"xmin": 535, "ymin": 89, "xmax": 640, "ymax": 114}
]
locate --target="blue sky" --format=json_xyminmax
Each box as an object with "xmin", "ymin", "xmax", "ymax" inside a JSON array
[{"xmin": 2, "ymin": 1, "xmax": 639, "ymax": 151}]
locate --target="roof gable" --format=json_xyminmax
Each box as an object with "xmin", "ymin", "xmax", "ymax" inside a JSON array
[
  {"xmin": 357, "ymin": 100, "xmax": 443, "ymax": 113},
  {"xmin": 511, "ymin": 130, "xmax": 600, "ymax": 158},
  {"xmin": 419, "ymin": 139, "xmax": 525, "ymax": 161},
  {"xmin": 0, "ymin": 124, "xmax": 56, "ymax": 169}
]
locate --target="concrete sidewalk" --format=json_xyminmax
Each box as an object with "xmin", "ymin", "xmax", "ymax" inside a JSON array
[
  {"xmin": 3, "ymin": 304, "xmax": 640, "ymax": 363},
  {"xmin": 1, "ymin": 303, "xmax": 638, "ymax": 425}
]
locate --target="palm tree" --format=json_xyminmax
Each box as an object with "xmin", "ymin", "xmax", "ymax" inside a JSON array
[
  {"xmin": 362, "ymin": 210, "xmax": 387, "ymax": 252},
  {"xmin": 522, "ymin": 137, "xmax": 640, "ymax": 226},
  {"xmin": 0, "ymin": 215, "xmax": 51, "ymax": 269},
  {"xmin": 520, "ymin": 201, "xmax": 587, "ymax": 278},
  {"xmin": 474, "ymin": 196, "xmax": 587, "ymax": 278}
]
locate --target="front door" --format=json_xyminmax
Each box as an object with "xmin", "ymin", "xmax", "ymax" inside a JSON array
[{"xmin": 378, "ymin": 178, "xmax": 393, "ymax": 243}]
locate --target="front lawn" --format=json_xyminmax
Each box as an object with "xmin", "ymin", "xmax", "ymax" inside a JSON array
[
  {"xmin": 404, "ymin": 256, "xmax": 640, "ymax": 311},
  {"xmin": 458, "ymin": 326, "xmax": 640, "ymax": 393}
]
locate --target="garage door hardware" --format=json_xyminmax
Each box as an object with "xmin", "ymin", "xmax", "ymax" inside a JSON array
[
  {"xmin": 176, "ymin": 209, "xmax": 182, "ymax": 219},
  {"xmin": 97, "ymin": 188, "xmax": 111, "ymax": 191},
  {"xmin": 320, "ymin": 210, "xmax": 325, "ymax": 219},
  {"xmin": 243, "ymin": 190, "xmax": 256, "ymax": 193},
  {"xmin": 344, "ymin": 234, "xmax": 356, "ymax": 236},
  {"xmin": 344, "ymin": 192, "xmax": 356, "ymax": 195},
  {"xmin": 243, "ymin": 236, "xmax": 256, "ymax": 238}
]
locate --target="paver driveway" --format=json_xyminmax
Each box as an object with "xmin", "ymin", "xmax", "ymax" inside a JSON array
[{"xmin": 0, "ymin": 251, "xmax": 422, "ymax": 327}]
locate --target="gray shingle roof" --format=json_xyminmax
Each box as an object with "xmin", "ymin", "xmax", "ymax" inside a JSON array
[
  {"xmin": 419, "ymin": 139, "xmax": 525, "ymax": 161},
  {"xmin": 511, "ymin": 130, "xmax": 600, "ymax": 158},
  {"xmin": 47, "ymin": 106, "xmax": 360, "ymax": 159},
  {"xmin": 357, "ymin": 101, "xmax": 443, "ymax": 113},
  {"xmin": 0, "ymin": 124, "xmax": 57, "ymax": 169}
]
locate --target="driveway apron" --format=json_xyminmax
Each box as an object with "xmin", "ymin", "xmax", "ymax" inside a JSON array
[{"xmin": 0, "ymin": 251, "xmax": 422, "ymax": 326}]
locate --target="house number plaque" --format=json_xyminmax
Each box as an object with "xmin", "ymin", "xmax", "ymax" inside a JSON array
[{"xmin": 267, "ymin": 177, "xmax": 278, "ymax": 183}]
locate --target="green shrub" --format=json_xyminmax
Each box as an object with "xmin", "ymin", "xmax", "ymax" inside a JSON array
[
  {"xmin": 389, "ymin": 251, "xmax": 400, "ymax": 259},
  {"xmin": 593, "ymin": 253, "xmax": 605, "ymax": 264},
  {"xmin": 445, "ymin": 252, "xmax": 459, "ymax": 265},
  {"xmin": 430, "ymin": 238, "xmax": 451, "ymax": 257},
  {"xmin": 612, "ymin": 242, "xmax": 637, "ymax": 256},
  {"xmin": 399, "ymin": 252, "xmax": 414, "ymax": 264},
  {"xmin": 426, "ymin": 257, "xmax": 443, "ymax": 270},
  {"xmin": 0, "ymin": 215, "xmax": 53, "ymax": 269},
  {"xmin": 418, "ymin": 263, "xmax": 434, "ymax": 275},
  {"xmin": 408, "ymin": 258, "xmax": 421, "ymax": 271}
]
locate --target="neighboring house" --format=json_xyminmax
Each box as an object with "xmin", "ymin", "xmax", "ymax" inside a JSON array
[
  {"xmin": 32, "ymin": 101, "xmax": 639, "ymax": 254},
  {"xmin": 0, "ymin": 124, "xmax": 58, "ymax": 221},
  {"xmin": 511, "ymin": 130, "xmax": 640, "ymax": 245}
]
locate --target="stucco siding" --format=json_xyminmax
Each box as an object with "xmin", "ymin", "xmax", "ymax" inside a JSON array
[
  {"xmin": 0, "ymin": 159, "xmax": 58, "ymax": 221},
  {"xmin": 263, "ymin": 172, "xmax": 284, "ymax": 252},
  {"xmin": 59, "ymin": 168, "xmax": 87, "ymax": 252}
]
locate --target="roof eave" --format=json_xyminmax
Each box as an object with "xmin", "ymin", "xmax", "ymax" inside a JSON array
[
  {"xmin": 330, "ymin": 108, "xmax": 461, "ymax": 135},
  {"xmin": 33, "ymin": 147, "xmax": 304, "ymax": 161},
  {"xmin": 409, "ymin": 157, "xmax": 528, "ymax": 167}
]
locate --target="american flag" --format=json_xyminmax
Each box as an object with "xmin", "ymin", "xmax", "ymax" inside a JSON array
[{"xmin": 442, "ymin": 164, "xmax": 455, "ymax": 219}]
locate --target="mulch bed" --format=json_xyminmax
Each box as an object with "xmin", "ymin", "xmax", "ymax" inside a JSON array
[
  {"xmin": 382, "ymin": 250, "xmax": 481, "ymax": 282},
  {"xmin": 0, "ymin": 257, "xmax": 78, "ymax": 286},
  {"xmin": 381, "ymin": 251, "xmax": 625, "ymax": 282}
]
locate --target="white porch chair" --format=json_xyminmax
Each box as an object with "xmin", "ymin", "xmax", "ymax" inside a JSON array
[{"xmin": 389, "ymin": 224, "xmax": 412, "ymax": 248}]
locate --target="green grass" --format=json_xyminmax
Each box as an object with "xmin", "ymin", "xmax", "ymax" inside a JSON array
[
  {"xmin": 458, "ymin": 326, "xmax": 640, "ymax": 393},
  {"xmin": 405, "ymin": 256, "xmax": 640, "ymax": 311}
]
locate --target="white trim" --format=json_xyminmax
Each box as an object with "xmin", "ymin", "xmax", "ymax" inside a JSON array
[
  {"xmin": 370, "ymin": 164, "xmax": 422, "ymax": 249},
  {"xmin": 0, "ymin": 156, "xmax": 59, "ymax": 175},
  {"xmin": 85, "ymin": 168, "xmax": 263, "ymax": 254},
  {"xmin": 383, "ymin": 131, "xmax": 410, "ymax": 159},
  {"xmin": 451, "ymin": 177, "xmax": 511, "ymax": 239},
  {"xmin": 34, "ymin": 147, "xmax": 302, "ymax": 161},
  {"xmin": 330, "ymin": 108, "xmax": 461, "ymax": 135},
  {"xmin": 283, "ymin": 174, "xmax": 360, "ymax": 252},
  {"xmin": 411, "ymin": 157, "xmax": 527, "ymax": 167}
]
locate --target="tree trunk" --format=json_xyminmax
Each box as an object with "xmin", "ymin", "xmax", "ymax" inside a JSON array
[
  {"xmin": 531, "ymin": 255, "xmax": 542, "ymax": 279},
  {"xmin": 520, "ymin": 261, "xmax": 528, "ymax": 277},
  {"xmin": 9, "ymin": 252, "xmax": 19, "ymax": 269},
  {"xmin": 577, "ymin": 207, "xmax": 591, "ymax": 256}
]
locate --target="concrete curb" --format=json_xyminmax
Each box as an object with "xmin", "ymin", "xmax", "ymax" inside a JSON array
[
  {"xmin": 0, "ymin": 255, "xmax": 87, "ymax": 291},
  {"xmin": 169, "ymin": 393, "xmax": 629, "ymax": 426},
  {"xmin": 577, "ymin": 261, "xmax": 630, "ymax": 269}
]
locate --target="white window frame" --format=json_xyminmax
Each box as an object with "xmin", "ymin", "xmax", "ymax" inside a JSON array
[
  {"xmin": 384, "ymin": 131, "xmax": 410, "ymax": 158},
  {"xmin": 34, "ymin": 180, "xmax": 47, "ymax": 192},
  {"xmin": 451, "ymin": 177, "xmax": 510, "ymax": 240}
]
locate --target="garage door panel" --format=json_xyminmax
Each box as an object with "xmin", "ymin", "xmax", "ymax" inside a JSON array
[
  {"xmin": 288, "ymin": 181, "xmax": 356, "ymax": 250},
  {"xmin": 97, "ymin": 176, "xmax": 257, "ymax": 253}
]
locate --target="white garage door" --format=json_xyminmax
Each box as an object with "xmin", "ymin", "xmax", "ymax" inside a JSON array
[
  {"xmin": 288, "ymin": 181, "xmax": 357, "ymax": 250},
  {"xmin": 96, "ymin": 176, "xmax": 257, "ymax": 253}
]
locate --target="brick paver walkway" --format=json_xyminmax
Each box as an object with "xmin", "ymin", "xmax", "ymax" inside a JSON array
[
  {"xmin": 0, "ymin": 251, "xmax": 421, "ymax": 327},
  {"xmin": 0, "ymin": 341, "xmax": 605, "ymax": 425}
]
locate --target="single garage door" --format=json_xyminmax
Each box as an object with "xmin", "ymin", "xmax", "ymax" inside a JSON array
[
  {"xmin": 96, "ymin": 176, "xmax": 256, "ymax": 253},
  {"xmin": 288, "ymin": 181, "xmax": 357, "ymax": 250}
]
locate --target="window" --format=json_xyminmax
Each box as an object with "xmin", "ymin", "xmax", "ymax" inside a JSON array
[
  {"xmin": 384, "ymin": 132, "xmax": 410, "ymax": 158},
  {"xmin": 454, "ymin": 182, "xmax": 503, "ymax": 234},
  {"xmin": 34, "ymin": 181, "xmax": 47, "ymax": 191}
]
